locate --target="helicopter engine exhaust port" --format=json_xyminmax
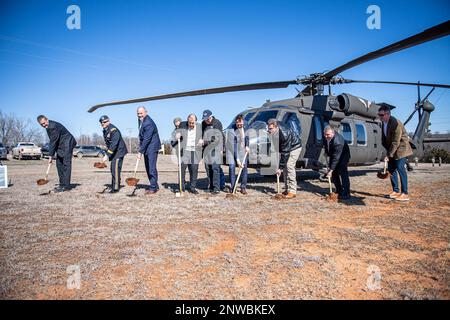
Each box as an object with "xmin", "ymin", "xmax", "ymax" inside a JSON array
[{"xmin": 337, "ymin": 93, "xmax": 380, "ymax": 119}]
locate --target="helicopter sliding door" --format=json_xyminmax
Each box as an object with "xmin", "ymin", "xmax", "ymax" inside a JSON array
[
  {"xmin": 352, "ymin": 122, "xmax": 369, "ymax": 164},
  {"xmin": 247, "ymin": 109, "xmax": 280, "ymax": 168},
  {"xmin": 366, "ymin": 121, "xmax": 383, "ymax": 164},
  {"xmin": 280, "ymin": 110, "xmax": 303, "ymax": 167},
  {"xmin": 338, "ymin": 121, "xmax": 355, "ymax": 165},
  {"xmin": 302, "ymin": 114, "xmax": 325, "ymax": 170}
]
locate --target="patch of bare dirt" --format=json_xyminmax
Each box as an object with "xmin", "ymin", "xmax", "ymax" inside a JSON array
[{"xmin": 0, "ymin": 156, "xmax": 449, "ymax": 299}]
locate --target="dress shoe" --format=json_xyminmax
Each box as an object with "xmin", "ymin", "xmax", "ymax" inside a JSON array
[
  {"xmin": 282, "ymin": 190, "xmax": 289, "ymax": 195},
  {"xmin": 190, "ymin": 189, "xmax": 199, "ymax": 195},
  {"xmin": 54, "ymin": 186, "xmax": 69, "ymax": 193},
  {"xmin": 108, "ymin": 189, "xmax": 119, "ymax": 194},
  {"xmin": 145, "ymin": 189, "xmax": 158, "ymax": 195},
  {"xmin": 240, "ymin": 188, "xmax": 248, "ymax": 195},
  {"xmin": 388, "ymin": 191, "xmax": 401, "ymax": 199},
  {"xmin": 211, "ymin": 190, "xmax": 220, "ymax": 195},
  {"xmin": 395, "ymin": 193, "xmax": 410, "ymax": 201}
]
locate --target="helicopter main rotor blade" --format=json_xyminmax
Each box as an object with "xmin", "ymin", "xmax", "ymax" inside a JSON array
[
  {"xmin": 323, "ymin": 20, "xmax": 450, "ymax": 80},
  {"xmin": 404, "ymin": 109, "xmax": 418, "ymax": 126},
  {"xmin": 88, "ymin": 80, "xmax": 298, "ymax": 112},
  {"xmin": 341, "ymin": 79, "xmax": 450, "ymax": 89}
]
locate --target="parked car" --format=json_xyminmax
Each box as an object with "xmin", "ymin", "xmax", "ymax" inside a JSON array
[
  {"xmin": 0, "ymin": 143, "xmax": 7, "ymax": 160},
  {"xmin": 73, "ymin": 145, "xmax": 105, "ymax": 158},
  {"xmin": 12, "ymin": 142, "xmax": 42, "ymax": 160}
]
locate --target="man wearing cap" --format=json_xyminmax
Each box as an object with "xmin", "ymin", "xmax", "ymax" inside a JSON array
[
  {"xmin": 137, "ymin": 106, "xmax": 161, "ymax": 194},
  {"xmin": 100, "ymin": 115, "xmax": 128, "ymax": 193},
  {"xmin": 201, "ymin": 109, "xmax": 224, "ymax": 194},
  {"xmin": 37, "ymin": 115, "xmax": 77, "ymax": 192},
  {"xmin": 378, "ymin": 105, "xmax": 413, "ymax": 201}
]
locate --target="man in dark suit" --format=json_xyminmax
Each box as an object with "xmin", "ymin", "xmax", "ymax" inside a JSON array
[
  {"xmin": 323, "ymin": 125, "xmax": 351, "ymax": 200},
  {"xmin": 37, "ymin": 115, "xmax": 77, "ymax": 192},
  {"xmin": 100, "ymin": 115, "xmax": 128, "ymax": 193},
  {"xmin": 201, "ymin": 109, "xmax": 224, "ymax": 195},
  {"xmin": 173, "ymin": 114, "xmax": 203, "ymax": 194},
  {"xmin": 137, "ymin": 106, "xmax": 161, "ymax": 194}
]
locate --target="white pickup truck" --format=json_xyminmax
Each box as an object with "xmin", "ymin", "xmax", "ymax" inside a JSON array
[{"xmin": 12, "ymin": 142, "xmax": 42, "ymax": 160}]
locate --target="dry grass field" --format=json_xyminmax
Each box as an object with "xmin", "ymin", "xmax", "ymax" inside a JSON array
[{"xmin": 0, "ymin": 154, "xmax": 449, "ymax": 300}]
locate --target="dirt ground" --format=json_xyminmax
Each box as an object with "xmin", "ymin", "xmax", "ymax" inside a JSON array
[{"xmin": 0, "ymin": 154, "xmax": 449, "ymax": 300}]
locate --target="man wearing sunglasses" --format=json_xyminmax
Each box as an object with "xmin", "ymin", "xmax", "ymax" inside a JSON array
[
  {"xmin": 378, "ymin": 105, "xmax": 413, "ymax": 201},
  {"xmin": 100, "ymin": 115, "xmax": 128, "ymax": 193},
  {"xmin": 37, "ymin": 115, "xmax": 77, "ymax": 192}
]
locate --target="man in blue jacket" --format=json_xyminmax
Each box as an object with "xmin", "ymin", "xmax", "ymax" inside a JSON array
[
  {"xmin": 37, "ymin": 115, "xmax": 77, "ymax": 192},
  {"xmin": 100, "ymin": 115, "xmax": 128, "ymax": 193},
  {"xmin": 137, "ymin": 106, "xmax": 161, "ymax": 194},
  {"xmin": 323, "ymin": 125, "xmax": 351, "ymax": 200}
]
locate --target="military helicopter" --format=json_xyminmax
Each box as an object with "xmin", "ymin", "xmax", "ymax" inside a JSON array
[{"xmin": 88, "ymin": 20, "xmax": 450, "ymax": 172}]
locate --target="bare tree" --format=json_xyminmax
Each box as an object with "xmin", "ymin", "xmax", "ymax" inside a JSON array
[
  {"xmin": 0, "ymin": 111, "xmax": 44, "ymax": 146},
  {"xmin": 24, "ymin": 119, "xmax": 45, "ymax": 145},
  {"xmin": 0, "ymin": 111, "xmax": 14, "ymax": 145},
  {"xmin": 77, "ymin": 134, "xmax": 91, "ymax": 146},
  {"xmin": 91, "ymin": 133, "xmax": 104, "ymax": 147},
  {"xmin": 123, "ymin": 136, "xmax": 140, "ymax": 153}
]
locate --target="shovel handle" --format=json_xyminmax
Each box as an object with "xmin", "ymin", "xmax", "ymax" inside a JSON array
[
  {"xmin": 133, "ymin": 157, "xmax": 140, "ymax": 178},
  {"xmin": 45, "ymin": 162, "xmax": 52, "ymax": 180},
  {"xmin": 383, "ymin": 159, "xmax": 388, "ymax": 174},
  {"xmin": 276, "ymin": 173, "xmax": 280, "ymax": 194},
  {"xmin": 177, "ymin": 138, "xmax": 183, "ymax": 194},
  {"xmin": 232, "ymin": 151, "xmax": 248, "ymax": 194},
  {"xmin": 328, "ymin": 176, "xmax": 333, "ymax": 194}
]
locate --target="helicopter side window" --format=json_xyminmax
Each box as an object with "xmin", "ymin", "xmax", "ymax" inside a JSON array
[
  {"xmin": 226, "ymin": 112, "xmax": 256, "ymax": 129},
  {"xmin": 281, "ymin": 112, "xmax": 301, "ymax": 136},
  {"xmin": 355, "ymin": 123, "xmax": 367, "ymax": 146},
  {"xmin": 313, "ymin": 116, "xmax": 323, "ymax": 144},
  {"xmin": 250, "ymin": 110, "xmax": 279, "ymax": 125},
  {"xmin": 244, "ymin": 112, "xmax": 255, "ymax": 123},
  {"xmin": 339, "ymin": 122, "xmax": 353, "ymax": 145}
]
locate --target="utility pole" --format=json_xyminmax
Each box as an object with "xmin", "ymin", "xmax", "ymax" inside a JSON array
[{"xmin": 126, "ymin": 128, "xmax": 133, "ymax": 154}]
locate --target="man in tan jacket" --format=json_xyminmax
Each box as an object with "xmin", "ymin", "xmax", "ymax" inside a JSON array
[{"xmin": 378, "ymin": 105, "xmax": 413, "ymax": 201}]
